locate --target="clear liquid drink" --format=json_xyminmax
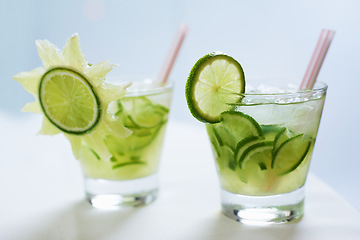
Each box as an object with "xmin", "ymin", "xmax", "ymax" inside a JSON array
[
  {"xmin": 81, "ymin": 78, "xmax": 173, "ymax": 209},
  {"xmin": 206, "ymin": 79, "xmax": 327, "ymax": 223}
]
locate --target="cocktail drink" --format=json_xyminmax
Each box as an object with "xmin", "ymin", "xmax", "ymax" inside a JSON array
[
  {"xmin": 82, "ymin": 78, "xmax": 172, "ymax": 208},
  {"xmin": 13, "ymin": 34, "xmax": 172, "ymax": 209},
  {"xmin": 207, "ymin": 80, "xmax": 326, "ymax": 223},
  {"xmin": 185, "ymin": 52, "xmax": 327, "ymax": 224}
]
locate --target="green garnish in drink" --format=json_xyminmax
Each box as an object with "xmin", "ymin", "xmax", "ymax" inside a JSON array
[
  {"xmin": 13, "ymin": 34, "xmax": 171, "ymax": 181},
  {"xmin": 39, "ymin": 67, "xmax": 101, "ymax": 134},
  {"xmin": 185, "ymin": 52, "xmax": 245, "ymax": 123},
  {"xmin": 81, "ymin": 93, "xmax": 171, "ymax": 180},
  {"xmin": 186, "ymin": 52, "xmax": 324, "ymax": 195}
]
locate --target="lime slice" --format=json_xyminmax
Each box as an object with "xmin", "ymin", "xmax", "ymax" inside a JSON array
[
  {"xmin": 206, "ymin": 111, "xmax": 263, "ymax": 171},
  {"xmin": 235, "ymin": 136, "xmax": 264, "ymax": 164},
  {"xmin": 220, "ymin": 111, "xmax": 262, "ymax": 140},
  {"xmin": 218, "ymin": 145, "xmax": 235, "ymax": 169},
  {"xmin": 238, "ymin": 141, "xmax": 273, "ymax": 169},
  {"xmin": 39, "ymin": 67, "xmax": 101, "ymax": 134},
  {"xmin": 211, "ymin": 125, "xmax": 236, "ymax": 150},
  {"xmin": 272, "ymin": 134, "xmax": 312, "ymax": 175},
  {"xmin": 206, "ymin": 124, "xmax": 222, "ymax": 157},
  {"xmin": 272, "ymin": 127, "xmax": 296, "ymax": 157},
  {"xmin": 208, "ymin": 111, "xmax": 262, "ymax": 151},
  {"xmin": 185, "ymin": 52, "xmax": 245, "ymax": 123},
  {"xmin": 236, "ymin": 141, "xmax": 273, "ymax": 184},
  {"xmin": 261, "ymin": 125, "xmax": 286, "ymax": 141}
]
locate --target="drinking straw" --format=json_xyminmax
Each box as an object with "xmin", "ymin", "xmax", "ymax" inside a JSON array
[
  {"xmin": 300, "ymin": 29, "xmax": 335, "ymax": 90},
  {"xmin": 157, "ymin": 23, "xmax": 188, "ymax": 85}
]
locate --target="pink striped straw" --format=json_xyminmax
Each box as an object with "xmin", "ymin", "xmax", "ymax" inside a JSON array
[
  {"xmin": 157, "ymin": 24, "xmax": 188, "ymax": 85},
  {"xmin": 300, "ymin": 29, "xmax": 335, "ymax": 90}
]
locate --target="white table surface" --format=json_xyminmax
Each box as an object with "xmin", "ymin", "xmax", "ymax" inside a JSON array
[{"xmin": 1, "ymin": 113, "xmax": 360, "ymax": 240}]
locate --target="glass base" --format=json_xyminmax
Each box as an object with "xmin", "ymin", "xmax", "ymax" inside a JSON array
[
  {"xmin": 84, "ymin": 174, "xmax": 158, "ymax": 209},
  {"xmin": 220, "ymin": 187, "xmax": 305, "ymax": 224}
]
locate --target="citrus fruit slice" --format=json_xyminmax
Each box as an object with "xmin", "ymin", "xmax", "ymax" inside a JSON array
[
  {"xmin": 206, "ymin": 125, "xmax": 222, "ymax": 157},
  {"xmin": 220, "ymin": 111, "xmax": 262, "ymax": 141},
  {"xmin": 38, "ymin": 67, "xmax": 101, "ymax": 134},
  {"xmin": 218, "ymin": 145, "xmax": 235, "ymax": 169},
  {"xmin": 261, "ymin": 125, "xmax": 286, "ymax": 141},
  {"xmin": 211, "ymin": 125, "xmax": 236, "ymax": 150},
  {"xmin": 185, "ymin": 52, "xmax": 245, "ymax": 123},
  {"xmin": 272, "ymin": 127, "xmax": 295, "ymax": 157},
  {"xmin": 238, "ymin": 141, "xmax": 274, "ymax": 169},
  {"xmin": 235, "ymin": 136, "xmax": 264, "ymax": 164},
  {"xmin": 272, "ymin": 134, "xmax": 312, "ymax": 175}
]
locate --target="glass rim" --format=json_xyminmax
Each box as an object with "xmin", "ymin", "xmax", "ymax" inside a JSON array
[
  {"xmin": 240, "ymin": 81, "xmax": 328, "ymax": 97},
  {"xmin": 126, "ymin": 84, "xmax": 173, "ymax": 97},
  {"xmin": 105, "ymin": 75, "xmax": 173, "ymax": 97}
]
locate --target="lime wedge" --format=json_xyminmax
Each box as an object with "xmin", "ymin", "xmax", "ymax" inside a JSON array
[
  {"xmin": 39, "ymin": 67, "xmax": 101, "ymax": 134},
  {"xmin": 185, "ymin": 52, "xmax": 245, "ymax": 123},
  {"xmin": 272, "ymin": 134, "xmax": 312, "ymax": 175}
]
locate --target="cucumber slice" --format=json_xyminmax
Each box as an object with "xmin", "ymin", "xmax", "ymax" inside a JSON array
[{"xmin": 117, "ymin": 97, "xmax": 167, "ymax": 129}]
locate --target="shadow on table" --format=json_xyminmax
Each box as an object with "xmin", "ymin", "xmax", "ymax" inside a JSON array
[
  {"xmin": 28, "ymin": 199, "xmax": 147, "ymax": 239},
  {"xmin": 11, "ymin": 199, "xmax": 303, "ymax": 240},
  {"xmin": 184, "ymin": 211, "xmax": 302, "ymax": 240}
]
